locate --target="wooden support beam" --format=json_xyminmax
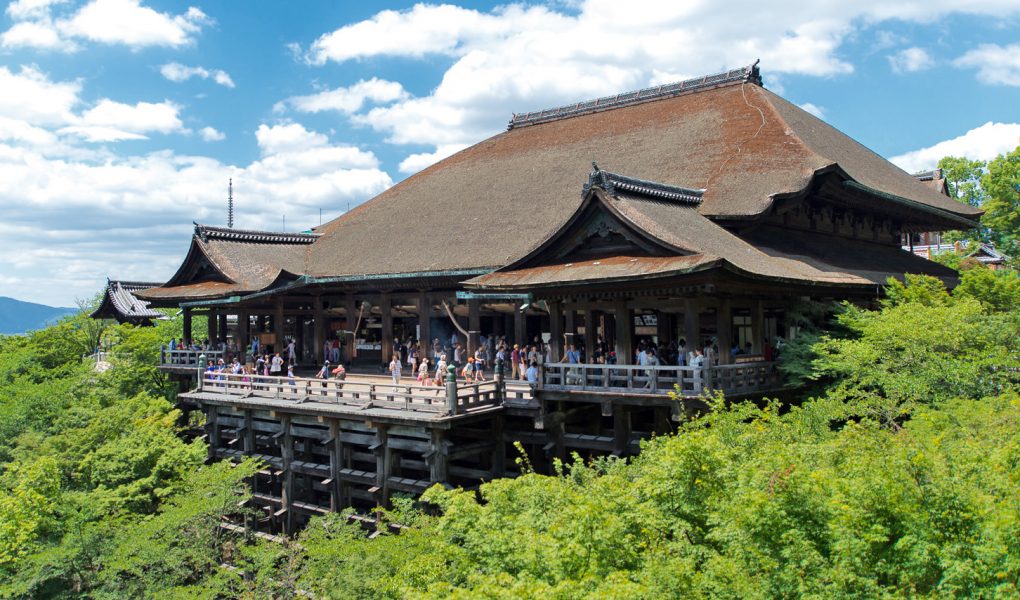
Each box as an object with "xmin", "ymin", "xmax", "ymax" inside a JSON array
[
  {"xmin": 274, "ymin": 299, "xmax": 285, "ymax": 355},
  {"xmin": 237, "ymin": 310, "xmax": 250, "ymax": 361},
  {"xmin": 429, "ymin": 429, "xmax": 449, "ymax": 484},
  {"xmin": 548, "ymin": 300, "xmax": 563, "ymax": 364},
  {"xmin": 207, "ymin": 310, "xmax": 217, "ymax": 345},
  {"xmin": 418, "ymin": 292, "xmax": 432, "ymax": 354},
  {"xmin": 513, "ymin": 306, "xmax": 525, "ymax": 346},
  {"xmin": 374, "ymin": 424, "xmax": 391, "ymax": 506},
  {"xmin": 683, "ymin": 299, "xmax": 699, "ymax": 350},
  {"xmin": 492, "ymin": 415, "xmax": 505, "ymax": 479},
  {"xmin": 183, "ymin": 307, "xmax": 193, "ymax": 344},
  {"xmin": 328, "ymin": 419, "xmax": 346, "ymax": 511},
  {"xmin": 380, "ymin": 294, "xmax": 393, "ymax": 367},
  {"xmin": 205, "ymin": 406, "xmax": 219, "ymax": 463},
  {"xmin": 582, "ymin": 307, "xmax": 596, "ymax": 363},
  {"xmin": 218, "ymin": 313, "xmax": 227, "ymax": 346},
  {"xmin": 467, "ymin": 298, "xmax": 480, "ymax": 358},
  {"xmin": 613, "ymin": 405, "xmax": 631, "ymax": 457},
  {"xmin": 717, "ymin": 298, "xmax": 732, "ymax": 365},
  {"xmin": 752, "ymin": 299, "xmax": 765, "ymax": 354},
  {"xmin": 243, "ymin": 409, "xmax": 255, "ymax": 454},
  {"xmin": 313, "ymin": 296, "xmax": 326, "ymax": 366},
  {"xmin": 613, "ymin": 301, "xmax": 633, "ymax": 364},
  {"xmin": 279, "ymin": 415, "xmax": 295, "ymax": 534}
]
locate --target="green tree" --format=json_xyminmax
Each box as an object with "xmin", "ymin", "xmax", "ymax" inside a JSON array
[
  {"xmin": 981, "ymin": 145, "xmax": 1020, "ymax": 248},
  {"xmin": 938, "ymin": 155, "xmax": 988, "ymax": 208}
]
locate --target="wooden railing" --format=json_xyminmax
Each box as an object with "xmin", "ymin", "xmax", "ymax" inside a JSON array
[
  {"xmin": 542, "ymin": 361, "xmax": 782, "ymax": 396},
  {"xmin": 195, "ymin": 371, "xmax": 502, "ymax": 417},
  {"xmin": 160, "ymin": 347, "xmax": 224, "ymax": 368}
]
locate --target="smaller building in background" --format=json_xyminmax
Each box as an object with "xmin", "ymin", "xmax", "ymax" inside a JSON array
[{"xmin": 90, "ymin": 279, "xmax": 166, "ymax": 325}]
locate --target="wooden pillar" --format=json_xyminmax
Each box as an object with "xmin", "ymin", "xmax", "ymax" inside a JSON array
[
  {"xmin": 548, "ymin": 300, "xmax": 563, "ymax": 362},
  {"xmin": 279, "ymin": 415, "xmax": 295, "ymax": 534},
  {"xmin": 417, "ymin": 293, "xmax": 431, "ymax": 351},
  {"xmin": 582, "ymin": 307, "xmax": 596, "ymax": 362},
  {"xmin": 717, "ymin": 298, "xmax": 732, "ymax": 365},
  {"xmin": 429, "ymin": 429, "xmax": 449, "ymax": 484},
  {"xmin": 205, "ymin": 406, "xmax": 219, "ymax": 463},
  {"xmin": 613, "ymin": 301, "xmax": 633, "ymax": 363},
  {"xmin": 207, "ymin": 310, "xmax": 217, "ymax": 344},
  {"xmin": 257, "ymin": 315, "xmax": 266, "ymax": 332},
  {"xmin": 683, "ymin": 299, "xmax": 699, "ymax": 348},
  {"xmin": 218, "ymin": 313, "xmax": 228, "ymax": 346},
  {"xmin": 491, "ymin": 415, "xmax": 505, "ymax": 478},
  {"xmin": 328, "ymin": 419, "xmax": 345, "ymax": 511},
  {"xmin": 182, "ymin": 308, "xmax": 193, "ymax": 344},
  {"xmin": 345, "ymin": 295, "xmax": 358, "ymax": 363},
  {"xmin": 237, "ymin": 311, "xmax": 250, "ymax": 361},
  {"xmin": 467, "ymin": 298, "xmax": 481, "ymax": 358},
  {"xmin": 274, "ymin": 299, "xmax": 285, "ymax": 354},
  {"xmin": 563, "ymin": 304, "xmax": 576, "ymax": 353},
  {"xmin": 656, "ymin": 310, "xmax": 670, "ymax": 344},
  {"xmin": 514, "ymin": 306, "xmax": 525, "ymax": 346},
  {"xmin": 752, "ymin": 299, "xmax": 765, "ymax": 354},
  {"xmin": 243, "ymin": 409, "xmax": 255, "ymax": 454},
  {"xmin": 380, "ymin": 294, "xmax": 393, "ymax": 365},
  {"xmin": 613, "ymin": 405, "xmax": 631, "ymax": 457},
  {"xmin": 375, "ymin": 424, "xmax": 391, "ymax": 506},
  {"xmin": 313, "ymin": 296, "xmax": 326, "ymax": 365}
]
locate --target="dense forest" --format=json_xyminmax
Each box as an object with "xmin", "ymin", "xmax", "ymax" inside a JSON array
[{"xmin": 0, "ymin": 264, "xmax": 1016, "ymax": 598}]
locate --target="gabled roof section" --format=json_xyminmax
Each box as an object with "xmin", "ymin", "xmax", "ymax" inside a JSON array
[
  {"xmin": 583, "ymin": 163, "xmax": 704, "ymax": 204},
  {"xmin": 90, "ymin": 279, "xmax": 164, "ymax": 323},
  {"xmin": 467, "ymin": 169, "xmax": 961, "ymax": 291},
  {"xmin": 137, "ymin": 224, "xmax": 316, "ymax": 302}
]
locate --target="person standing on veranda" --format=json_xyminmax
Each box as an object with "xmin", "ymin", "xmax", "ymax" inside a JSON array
[{"xmin": 389, "ymin": 353, "xmax": 402, "ymax": 389}]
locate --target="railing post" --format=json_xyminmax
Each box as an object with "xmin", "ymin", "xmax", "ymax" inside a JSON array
[
  {"xmin": 446, "ymin": 364, "xmax": 459, "ymax": 416},
  {"xmin": 494, "ymin": 358, "xmax": 505, "ymax": 404},
  {"xmin": 197, "ymin": 353, "xmax": 206, "ymax": 391}
]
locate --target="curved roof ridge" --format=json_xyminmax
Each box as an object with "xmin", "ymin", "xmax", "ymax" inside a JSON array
[
  {"xmin": 509, "ymin": 61, "xmax": 762, "ymax": 129},
  {"xmin": 195, "ymin": 223, "xmax": 319, "ymax": 245}
]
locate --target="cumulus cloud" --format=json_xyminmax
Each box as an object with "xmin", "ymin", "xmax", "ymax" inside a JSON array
[
  {"xmin": 199, "ymin": 126, "xmax": 224, "ymax": 142},
  {"xmin": 1, "ymin": 0, "xmax": 210, "ymax": 51},
  {"xmin": 299, "ymin": 1, "xmax": 1020, "ymax": 169},
  {"xmin": 954, "ymin": 43, "xmax": 1020, "ymax": 86},
  {"xmin": 160, "ymin": 62, "xmax": 235, "ymax": 88},
  {"xmin": 0, "ymin": 124, "xmax": 392, "ymax": 304},
  {"xmin": 889, "ymin": 122, "xmax": 1020, "ymax": 173},
  {"xmin": 277, "ymin": 78, "xmax": 407, "ymax": 114},
  {"xmin": 397, "ymin": 144, "xmax": 467, "ymax": 174},
  {"xmin": 888, "ymin": 47, "xmax": 935, "ymax": 73}
]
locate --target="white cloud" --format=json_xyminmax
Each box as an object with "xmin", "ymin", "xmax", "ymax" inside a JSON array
[
  {"xmin": 199, "ymin": 126, "xmax": 224, "ymax": 142},
  {"xmin": 301, "ymin": 1, "xmax": 1020, "ymax": 168},
  {"xmin": 1, "ymin": 20, "xmax": 66, "ymax": 49},
  {"xmin": 397, "ymin": 144, "xmax": 467, "ymax": 174},
  {"xmin": 58, "ymin": 99, "xmax": 183, "ymax": 141},
  {"xmin": 278, "ymin": 78, "xmax": 407, "ymax": 114},
  {"xmin": 0, "ymin": 120, "xmax": 393, "ymax": 304},
  {"xmin": 798, "ymin": 102, "xmax": 826, "ymax": 119},
  {"xmin": 0, "ymin": 66, "xmax": 81, "ymax": 125},
  {"xmin": 888, "ymin": 47, "xmax": 934, "ymax": 73},
  {"xmin": 954, "ymin": 43, "xmax": 1020, "ymax": 86},
  {"xmin": 6, "ymin": 0, "xmax": 68, "ymax": 20},
  {"xmin": 1, "ymin": 0, "xmax": 210, "ymax": 51},
  {"xmin": 160, "ymin": 62, "xmax": 235, "ymax": 88},
  {"xmin": 890, "ymin": 121, "xmax": 1020, "ymax": 173}
]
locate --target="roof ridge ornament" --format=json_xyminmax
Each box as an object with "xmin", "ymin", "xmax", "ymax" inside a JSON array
[
  {"xmin": 582, "ymin": 165, "xmax": 705, "ymax": 205},
  {"xmin": 193, "ymin": 223, "xmax": 319, "ymax": 245},
  {"xmin": 509, "ymin": 61, "xmax": 762, "ymax": 130}
]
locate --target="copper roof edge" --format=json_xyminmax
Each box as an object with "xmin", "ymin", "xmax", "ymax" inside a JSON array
[
  {"xmin": 194, "ymin": 223, "xmax": 319, "ymax": 244},
  {"xmin": 508, "ymin": 60, "xmax": 762, "ymax": 129}
]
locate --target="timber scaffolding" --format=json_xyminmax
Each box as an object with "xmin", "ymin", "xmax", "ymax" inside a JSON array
[{"xmin": 174, "ymin": 356, "xmax": 784, "ymax": 535}]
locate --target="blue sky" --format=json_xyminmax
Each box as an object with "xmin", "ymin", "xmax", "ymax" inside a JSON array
[{"xmin": 1, "ymin": 0, "xmax": 1019, "ymax": 306}]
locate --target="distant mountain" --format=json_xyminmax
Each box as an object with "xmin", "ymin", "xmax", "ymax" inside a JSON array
[{"xmin": 0, "ymin": 297, "xmax": 78, "ymax": 335}]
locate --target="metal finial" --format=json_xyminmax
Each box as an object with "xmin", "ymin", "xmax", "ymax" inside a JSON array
[{"xmin": 227, "ymin": 178, "xmax": 234, "ymax": 229}]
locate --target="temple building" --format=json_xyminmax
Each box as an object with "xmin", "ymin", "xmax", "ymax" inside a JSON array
[
  {"xmin": 90, "ymin": 279, "xmax": 165, "ymax": 325},
  {"xmin": 115, "ymin": 63, "xmax": 983, "ymax": 528}
]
